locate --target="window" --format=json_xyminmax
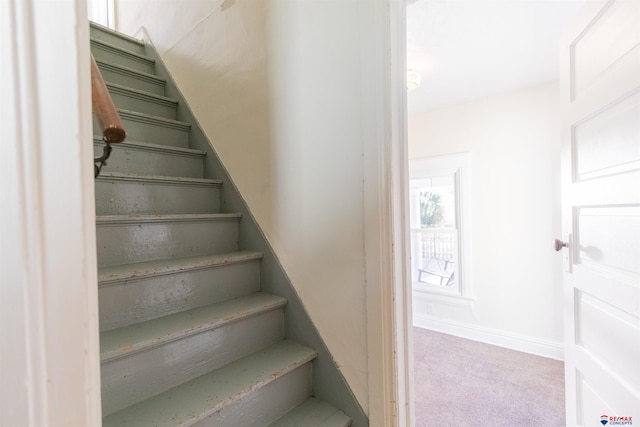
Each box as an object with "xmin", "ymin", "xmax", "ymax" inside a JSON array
[
  {"xmin": 409, "ymin": 153, "xmax": 471, "ymax": 297},
  {"xmin": 88, "ymin": 0, "xmax": 114, "ymax": 28}
]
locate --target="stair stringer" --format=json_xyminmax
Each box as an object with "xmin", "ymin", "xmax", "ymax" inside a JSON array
[{"xmin": 144, "ymin": 43, "xmax": 369, "ymax": 427}]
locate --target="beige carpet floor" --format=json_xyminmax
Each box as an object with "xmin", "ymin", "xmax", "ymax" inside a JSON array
[{"xmin": 413, "ymin": 327, "xmax": 565, "ymax": 427}]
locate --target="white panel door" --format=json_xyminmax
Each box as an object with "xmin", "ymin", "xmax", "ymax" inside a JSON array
[{"xmin": 561, "ymin": 1, "xmax": 640, "ymax": 426}]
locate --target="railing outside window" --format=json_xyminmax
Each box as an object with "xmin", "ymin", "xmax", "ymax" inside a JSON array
[{"xmin": 411, "ymin": 228, "xmax": 458, "ymax": 288}]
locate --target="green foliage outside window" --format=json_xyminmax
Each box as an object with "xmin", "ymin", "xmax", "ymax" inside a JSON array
[{"xmin": 420, "ymin": 192, "xmax": 444, "ymax": 228}]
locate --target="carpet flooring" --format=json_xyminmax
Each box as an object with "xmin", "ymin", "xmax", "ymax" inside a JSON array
[{"xmin": 413, "ymin": 327, "xmax": 565, "ymax": 427}]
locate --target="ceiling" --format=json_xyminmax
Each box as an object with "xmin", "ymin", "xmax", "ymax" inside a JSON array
[{"xmin": 406, "ymin": 0, "xmax": 588, "ymax": 114}]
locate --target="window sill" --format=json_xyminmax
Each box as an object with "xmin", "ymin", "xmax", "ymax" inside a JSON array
[{"xmin": 412, "ymin": 282, "xmax": 474, "ymax": 307}]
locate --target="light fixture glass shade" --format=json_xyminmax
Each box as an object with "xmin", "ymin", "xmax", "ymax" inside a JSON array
[{"xmin": 407, "ymin": 69, "xmax": 422, "ymax": 91}]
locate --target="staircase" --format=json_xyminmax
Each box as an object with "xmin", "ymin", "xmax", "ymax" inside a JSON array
[{"xmin": 91, "ymin": 22, "xmax": 353, "ymax": 427}]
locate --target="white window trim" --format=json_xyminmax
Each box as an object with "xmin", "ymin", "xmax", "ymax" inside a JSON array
[{"xmin": 409, "ymin": 152, "xmax": 473, "ymax": 300}]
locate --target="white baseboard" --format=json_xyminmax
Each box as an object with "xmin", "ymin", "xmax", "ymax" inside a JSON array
[{"xmin": 413, "ymin": 313, "xmax": 564, "ymax": 361}]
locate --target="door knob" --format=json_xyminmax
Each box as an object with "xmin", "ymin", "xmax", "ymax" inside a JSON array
[{"xmin": 554, "ymin": 239, "xmax": 569, "ymax": 252}]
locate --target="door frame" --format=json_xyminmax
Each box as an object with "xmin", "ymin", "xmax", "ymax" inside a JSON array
[
  {"xmin": 364, "ymin": 0, "xmax": 414, "ymax": 426},
  {"xmin": 1, "ymin": 0, "xmax": 101, "ymax": 425},
  {"xmin": 2, "ymin": 0, "xmax": 412, "ymax": 424}
]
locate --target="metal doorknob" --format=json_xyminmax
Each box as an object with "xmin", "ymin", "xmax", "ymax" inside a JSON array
[{"xmin": 554, "ymin": 239, "xmax": 569, "ymax": 252}]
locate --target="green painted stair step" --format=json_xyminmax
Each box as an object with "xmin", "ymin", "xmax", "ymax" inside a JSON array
[
  {"xmin": 269, "ymin": 397, "xmax": 353, "ymax": 427},
  {"xmin": 102, "ymin": 340, "xmax": 317, "ymax": 427},
  {"xmin": 96, "ymin": 59, "xmax": 166, "ymax": 95},
  {"xmin": 106, "ymin": 81, "xmax": 178, "ymax": 119},
  {"xmin": 100, "ymin": 291, "xmax": 286, "ymax": 362},
  {"xmin": 95, "ymin": 213, "xmax": 241, "ymax": 267},
  {"xmin": 91, "ymin": 37, "xmax": 155, "ymax": 74},
  {"xmin": 92, "ymin": 138, "xmax": 206, "ymax": 178},
  {"xmin": 116, "ymin": 109, "xmax": 191, "ymax": 148},
  {"xmin": 101, "ymin": 292, "xmax": 288, "ymax": 416},
  {"xmin": 90, "ymin": 21, "xmax": 145, "ymax": 55},
  {"xmin": 95, "ymin": 172, "xmax": 222, "ymax": 215},
  {"xmin": 98, "ymin": 251, "xmax": 263, "ymax": 331}
]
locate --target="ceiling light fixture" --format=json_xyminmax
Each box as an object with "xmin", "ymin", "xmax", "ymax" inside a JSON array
[{"xmin": 407, "ymin": 69, "xmax": 422, "ymax": 91}]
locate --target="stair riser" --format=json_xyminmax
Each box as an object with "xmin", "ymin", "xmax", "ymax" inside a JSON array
[
  {"xmin": 95, "ymin": 180, "xmax": 220, "ymax": 215},
  {"xmin": 97, "ymin": 63, "xmax": 165, "ymax": 95},
  {"xmin": 110, "ymin": 89, "xmax": 177, "ymax": 120},
  {"xmin": 96, "ymin": 219, "xmax": 239, "ymax": 267},
  {"xmin": 91, "ymin": 41, "xmax": 155, "ymax": 74},
  {"xmin": 193, "ymin": 363, "xmax": 312, "ymax": 427},
  {"xmin": 118, "ymin": 115, "xmax": 190, "ymax": 148},
  {"xmin": 90, "ymin": 25, "xmax": 146, "ymax": 55},
  {"xmin": 93, "ymin": 142, "xmax": 204, "ymax": 178},
  {"xmin": 99, "ymin": 260, "xmax": 261, "ymax": 331},
  {"xmin": 101, "ymin": 310, "xmax": 285, "ymax": 416}
]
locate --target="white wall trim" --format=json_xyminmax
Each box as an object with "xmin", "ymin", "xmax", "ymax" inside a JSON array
[
  {"xmin": 364, "ymin": 0, "xmax": 412, "ymax": 425},
  {"xmin": 412, "ymin": 286, "xmax": 475, "ymax": 307},
  {"xmin": 389, "ymin": 0, "xmax": 414, "ymax": 423},
  {"xmin": 1, "ymin": 1, "xmax": 102, "ymax": 425},
  {"xmin": 362, "ymin": 0, "xmax": 397, "ymax": 424},
  {"xmin": 414, "ymin": 313, "xmax": 565, "ymax": 361}
]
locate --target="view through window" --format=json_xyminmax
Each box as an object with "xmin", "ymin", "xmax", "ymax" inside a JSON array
[
  {"xmin": 409, "ymin": 153, "xmax": 470, "ymax": 296},
  {"xmin": 410, "ymin": 176, "xmax": 458, "ymax": 289}
]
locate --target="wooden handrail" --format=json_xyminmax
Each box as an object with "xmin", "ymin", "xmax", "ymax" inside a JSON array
[{"xmin": 90, "ymin": 53, "xmax": 125, "ymax": 144}]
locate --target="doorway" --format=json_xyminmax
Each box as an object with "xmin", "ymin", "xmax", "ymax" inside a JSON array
[{"xmin": 404, "ymin": 0, "xmax": 586, "ymax": 424}]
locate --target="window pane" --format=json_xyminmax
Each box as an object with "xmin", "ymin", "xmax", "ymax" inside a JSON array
[
  {"xmin": 415, "ymin": 229, "xmax": 457, "ymax": 287},
  {"xmin": 418, "ymin": 175, "xmax": 455, "ymax": 229},
  {"xmin": 410, "ymin": 174, "xmax": 458, "ymax": 289}
]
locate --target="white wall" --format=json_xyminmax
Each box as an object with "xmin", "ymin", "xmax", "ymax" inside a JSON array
[
  {"xmin": 114, "ymin": 0, "xmax": 388, "ymax": 412},
  {"xmin": 408, "ymin": 83, "xmax": 565, "ymax": 358}
]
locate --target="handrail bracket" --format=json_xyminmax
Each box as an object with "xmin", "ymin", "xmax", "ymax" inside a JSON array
[{"xmin": 94, "ymin": 138, "xmax": 113, "ymax": 178}]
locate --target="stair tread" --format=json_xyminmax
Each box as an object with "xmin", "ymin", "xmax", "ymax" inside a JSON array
[
  {"xmin": 94, "ymin": 137, "xmax": 205, "ymax": 156},
  {"xmin": 97, "ymin": 171, "xmax": 222, "ymax": 186},
  {"xmin": 90, "ymin": 21, "xmax": 145, "ymax": 46},
  {"xmin": 102, "ymin": 340, "xmax": 317, "ymax": 427},
  {"xmin": 96, "ymin": 59, "xmax": 166, "ymax": 84},
  {"xmin": 106, "ymin": 81, "xmax": 178, "ymax": 105},
  {"xmin": 91, "ymin": 37, "xmax": 155, "ymax": 62},
  {"xmin": 96, "ymin": 213, "xmax": 241, "ymax": 224},
  {"xmin": 98, "ymin": 250, "xmax": 263, "ymax": 284},
  {"xmin": 269, "ymin": 397, "xmax": 352, "ymax": 427},
  {"xmin": 101, "ymin": 291, "xmax": 286, "ymax": 362},
  {"xmin": 118, "ymin": 108, "xmax": 191, "ymax": 128}
]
